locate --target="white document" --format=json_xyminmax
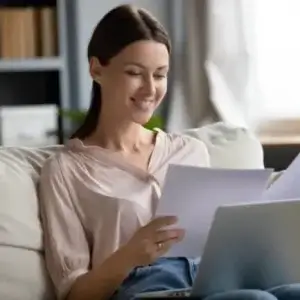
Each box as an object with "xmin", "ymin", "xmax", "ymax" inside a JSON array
[
  {"xmin": 262, "ymin": 153, "xmax": 300, "ymax": 201},
  {"xmin": 156, "ymin": 165, "xmax": 273, "ymax": 258}
]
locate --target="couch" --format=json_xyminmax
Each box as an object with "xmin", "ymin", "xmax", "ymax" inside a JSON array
[{"xmin": 0, "ymin": 122, "xmax": 268, "ymax": 300}]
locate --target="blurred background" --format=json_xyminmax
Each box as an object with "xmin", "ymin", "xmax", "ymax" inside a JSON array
[{"xmin": 0, "ymin": 0, "xmax": 299, "ymax": 170}]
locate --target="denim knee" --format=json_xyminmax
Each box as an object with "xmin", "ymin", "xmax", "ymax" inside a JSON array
[{"xmin": 204, "ymin": 289, "xmax": 277, "ymax": 300}]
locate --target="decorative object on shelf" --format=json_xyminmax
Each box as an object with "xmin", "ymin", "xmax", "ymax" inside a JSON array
[
  {"xmin": 61, "ymin": 109, "xmax": 164, "ymax": 131},
  {"xmin": 0, "ymin": 104, "xmax": 58, "ymax": 146}
]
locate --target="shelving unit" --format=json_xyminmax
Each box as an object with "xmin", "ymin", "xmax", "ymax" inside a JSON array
[
  {"xmin": 0, "ymin": 0, "xmax": 76, "ymax": 145},
  {"xmin": 0, "ymin": 57, "xmax": 63, "ymax": 72}
]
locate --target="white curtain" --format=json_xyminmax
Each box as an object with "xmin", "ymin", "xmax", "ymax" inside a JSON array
[
  {"xmin": 205, "ymin": 0, "xmax": 261, "ymax": 129},
  {"xmin": 166, "ymin": 0, "xmax": 300, "ymax": 132},
  {"xmin": 167, "ymin": 0, "xmax": 259, "ymax": 131},
  {"xmin": 166, "ymin": 0, "xmax": 218, "ymax": 132}
]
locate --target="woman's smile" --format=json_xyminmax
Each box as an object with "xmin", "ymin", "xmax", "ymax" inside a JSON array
[{"xmin": 130, "ymin": 97, "xmax": 156, "ymax": 112}]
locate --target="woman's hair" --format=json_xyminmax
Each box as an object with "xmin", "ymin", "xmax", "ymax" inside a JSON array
[{"xmin": 71, "ymin": 4, "xmax": 171, "ymax": 139}]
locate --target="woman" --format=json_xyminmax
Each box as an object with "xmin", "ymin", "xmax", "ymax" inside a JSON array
[{"xmin": 39, "ymin": 4, "xmax": 300, "ymax": 300}]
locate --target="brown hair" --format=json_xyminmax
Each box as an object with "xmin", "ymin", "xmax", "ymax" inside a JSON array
[{"xmin": 71, "ymin": 4, "xmax": 171, "ymax": 139}]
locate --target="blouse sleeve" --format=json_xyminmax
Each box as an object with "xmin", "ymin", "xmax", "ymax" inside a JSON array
[{"xmin": 39, "ymin": 155, "xmax": 90, "ymax": 300}]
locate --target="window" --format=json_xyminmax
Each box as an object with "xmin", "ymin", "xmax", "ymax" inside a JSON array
[
  {"xmin": 256, "ymin": 0, "xmax": 300, "ymax": 120},
  {"xmin": 255, "ymin": 0, "xmax": 300, "ymax": 143}
]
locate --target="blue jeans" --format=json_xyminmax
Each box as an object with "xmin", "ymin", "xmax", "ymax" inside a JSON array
[{"xmin": 110, "ymin": 257, "xmax": 300, "ymax": 300}]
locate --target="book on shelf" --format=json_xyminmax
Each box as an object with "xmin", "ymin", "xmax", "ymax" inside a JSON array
[
  {"xmin": 0, "ymin": 6, "xmax": 58, "ymax": 59},
  {"xmin": 39, "ymin": 7, "xmax": 58, "ymax": 57}
]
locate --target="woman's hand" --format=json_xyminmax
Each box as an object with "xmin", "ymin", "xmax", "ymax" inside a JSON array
[{"xmin": 122, "ymin": 216, "xmax": 185, "ymax": 267}]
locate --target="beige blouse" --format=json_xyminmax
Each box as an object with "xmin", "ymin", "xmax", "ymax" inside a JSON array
[{"xmin": 38, "ymin": 130, "xmax": 210, "ymax": 300}]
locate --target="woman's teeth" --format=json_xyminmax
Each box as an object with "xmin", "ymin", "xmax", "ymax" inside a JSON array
[{"xmin": 131, "ymin": 98, "xmax": 153, "ymax": 111}]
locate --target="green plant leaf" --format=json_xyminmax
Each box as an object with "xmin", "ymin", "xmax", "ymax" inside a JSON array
[
  {"xmin": 60, "ymin": 109, "xmax": 87, "ymax": 124},
  {"xmin": 144, "ymin": 115, "xmax": 164, "ymax": 130}
]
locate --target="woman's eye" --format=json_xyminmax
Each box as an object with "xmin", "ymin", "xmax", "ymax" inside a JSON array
[
  {"xmin": 126, "ymin": 70, "xmax": 141, "ymax": 76},
  {"xmin": 154, "ymin": 74, "xmax": 167, "ymax": 79}
]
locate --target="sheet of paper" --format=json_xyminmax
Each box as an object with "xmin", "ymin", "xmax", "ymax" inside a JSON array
[
  {"xmin": 262, "ymin": 153, "xmax": 300, "ymax": 201},
  {"xmin": 156, "ymin": 165, "xmax": 273, "ymax": 258}
]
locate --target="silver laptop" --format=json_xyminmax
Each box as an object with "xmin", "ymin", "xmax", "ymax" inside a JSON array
[
  {"xmin": 191, "ymin": 199, "xmax": 300, "ymax": 298},
  {"xmin": 137, "ymin": 199, "xmax": 300, "ymax": 298}
]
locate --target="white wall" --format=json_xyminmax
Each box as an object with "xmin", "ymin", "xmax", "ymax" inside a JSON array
[{"xmin": 74, "ymin": 0, "xmax": 170, "ymax": 109}]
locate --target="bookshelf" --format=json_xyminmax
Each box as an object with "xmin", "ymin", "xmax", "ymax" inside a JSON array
[{"xmin": 0, "ymin": 0, "xmax": 76, "ymax": 145}]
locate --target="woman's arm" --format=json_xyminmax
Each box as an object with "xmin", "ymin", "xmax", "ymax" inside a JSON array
[
  {"xmin": 68, "ymin": 212, "xmax": 183, "ymax": 300},
  {"xmin": 39, "ymin": 154, "xmax": 135, "ymax": 300},
  {"xmin": 67, "ymin": 245, "xmax": 134, "ymax": 300},
  {"xmin": 40, "ymin": 156, "xmax": 132, "ymax": 300},
  {"xmin": 39, "ymin": 155, "xmax": 138, "ymax": 300}
]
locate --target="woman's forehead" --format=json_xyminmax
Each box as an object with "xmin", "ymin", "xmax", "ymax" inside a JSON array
[{"xmin": 112, "ymin": 40, "xmax": 170, "ymax": 68}]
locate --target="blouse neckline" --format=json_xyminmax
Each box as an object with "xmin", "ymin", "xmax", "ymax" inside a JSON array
[{"xmin": 66, "ymin": 129, "xmax": 165, "ymax": 179}]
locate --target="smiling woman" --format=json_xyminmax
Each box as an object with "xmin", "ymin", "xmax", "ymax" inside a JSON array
[{"xmin": 70, "ymin": 5, "xmax": 170, "ymax": 142}]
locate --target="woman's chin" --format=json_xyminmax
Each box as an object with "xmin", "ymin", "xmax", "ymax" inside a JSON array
[{"xmin": 131, "ymin": 113, "xmax": 153, "ymax": 126}]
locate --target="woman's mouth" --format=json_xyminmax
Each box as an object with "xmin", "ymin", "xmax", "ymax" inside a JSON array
[{"xmin": 131, "ymin": 97, "xmax": 154, "ymax": 112}]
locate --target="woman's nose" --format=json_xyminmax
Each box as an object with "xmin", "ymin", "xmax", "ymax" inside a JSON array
[{"xmin": 141, "ymin": 77, "xmax": 156, "ymax": 97}]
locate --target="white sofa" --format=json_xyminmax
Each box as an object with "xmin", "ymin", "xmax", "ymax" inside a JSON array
[{"xmin": 0, "ymin": 122, "xmax": 266, "ymax": 300}]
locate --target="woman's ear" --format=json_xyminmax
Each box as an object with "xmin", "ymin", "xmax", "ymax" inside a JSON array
[{"xmin": 89, "ymin": 57, "xmax": 103, "ymax": 84}]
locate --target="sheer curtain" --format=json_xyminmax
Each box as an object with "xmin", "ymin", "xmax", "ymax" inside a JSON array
[
  {"xmin": 166, "ymin": 0, "xmax": 218, "ymax": 132},
  {"xmin": 205, "ymin": 0, "xmax": 260, "ymax": 129},
  {"xmin": 166, "ymin": 0, "xmax": 300, "ymax": 133}
]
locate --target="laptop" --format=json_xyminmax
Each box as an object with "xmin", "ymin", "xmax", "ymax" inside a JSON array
[{"xmin": 137, "ymin": 199, "xmax": 300, "ymax": 298}]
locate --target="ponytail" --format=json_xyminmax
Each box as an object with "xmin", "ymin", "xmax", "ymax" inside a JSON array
[{"xmin": 70, "ymin": 81, "xmax": 101, "ymax": 139}]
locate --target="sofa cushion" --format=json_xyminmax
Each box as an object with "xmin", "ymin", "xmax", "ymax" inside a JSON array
[
  {"xmin": 0, "ymin": 246, "xmax": 55, "ymax": 300},
  {"xmin": 0, "ymin": 146, "xmax": 61, "ymax": 300},
  {"xmin": 183, "ymin": 122, "xmax": 264, "ymax": 169},
  {"xmin": 0, "ymin": 146, "xmax": 61, "ymax": 251}
]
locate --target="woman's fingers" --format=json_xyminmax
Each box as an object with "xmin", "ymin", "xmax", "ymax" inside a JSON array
[
  {"xmin": 146, "ymin": 216, "xmax": 178, "ymax": 231},
  {"xmin": 156, "ymin": 238, "xmax": 180, "ymax": 256},
  {"xmin": 155, "ymin": 228, "xmax": 185, "ymax": 243},
  {"xmin": 157, "ymin": 230, "xmax": 185, "ymax": 255}
]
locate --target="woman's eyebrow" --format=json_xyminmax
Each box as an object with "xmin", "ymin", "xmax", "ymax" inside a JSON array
[{"xmin": 124, "ymin": 62, "xmax": 168, "ymax": 70}]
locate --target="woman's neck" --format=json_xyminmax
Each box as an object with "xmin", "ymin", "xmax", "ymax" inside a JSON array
[{"xmin": 87, "ymin": 119, "xmax": 153, "ymax": 153}]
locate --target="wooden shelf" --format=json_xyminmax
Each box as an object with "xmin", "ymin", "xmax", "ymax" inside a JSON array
[{"xmin": 0, "ymin": 57, "xmax": 63, "ymax": 72}]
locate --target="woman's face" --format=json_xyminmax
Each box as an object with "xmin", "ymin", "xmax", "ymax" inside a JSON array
[{"xmin": 91, "ymin": 40, "xmax": 169, "ymax": 125}]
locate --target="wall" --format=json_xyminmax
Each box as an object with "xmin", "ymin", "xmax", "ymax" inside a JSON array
[{"xmin": 74, "ymin": 0, "xmax": 170, "ymax": 109}]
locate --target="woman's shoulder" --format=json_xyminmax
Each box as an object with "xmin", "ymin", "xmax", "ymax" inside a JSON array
[
  {"xmin": 158, "ymin": 129, "xmax": 210, "ymax": 166},
  {"xmin": 41, "ymin": 145, "xmax": 79, "ymax": 177},
  {"xmin": 161, "ymin": 129, "xmax": 208, "ymax": 151}
]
